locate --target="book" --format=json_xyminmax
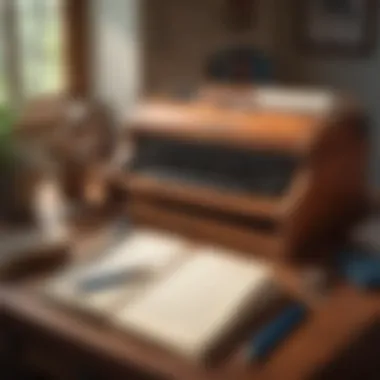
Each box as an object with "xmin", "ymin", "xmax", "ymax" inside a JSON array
[{"xmin": 44, "ymin": 233, "xmax": 279, "ymax": 364}]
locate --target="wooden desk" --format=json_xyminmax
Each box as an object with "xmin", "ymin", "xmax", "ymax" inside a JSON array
[{"xmin": 1, "ymin": 222, "xmax": 380, "ymax": 380}]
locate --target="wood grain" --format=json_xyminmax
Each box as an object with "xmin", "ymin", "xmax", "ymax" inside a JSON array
[
  {"xmin": 126, "ymin": 89, "xmax": 368, "ymax": 260},
  {"xmin": 129, "ymin": 197, "xmax": 282, "ymax": 257},
  {"xmin": 129, "ymin": 174, "xmax": 282, "ymax": 221},
  {"xmin": 127, "ymin": 100, "xmax": 321, "ymax": 154}
]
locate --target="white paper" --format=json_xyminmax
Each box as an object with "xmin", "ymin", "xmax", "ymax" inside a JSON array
[
  {"xmin": 46, "ymin": 229, "xmax": 190, "ymax": 314},
  {"xmin": 116, "ymin": 247, "xmax": 276, "ymax": 362},
  {"xmin": 254, "ymin": 87, "xmax": 335, "ymax": 114}
]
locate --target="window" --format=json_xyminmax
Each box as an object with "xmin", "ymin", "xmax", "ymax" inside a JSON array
[
  {"xmin": 0, "ymin": 0, "xmax": 64, "ymax": 108},
  {"xmin": 0, "ymin": 35, "xmax": 6, "ymax": 105}
]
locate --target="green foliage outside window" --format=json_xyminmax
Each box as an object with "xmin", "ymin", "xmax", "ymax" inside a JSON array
[{"xmin": 0, "ymin": 104, "xmax": 16, "ymax": 170}]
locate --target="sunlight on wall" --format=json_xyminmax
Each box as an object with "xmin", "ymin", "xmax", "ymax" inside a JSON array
[{"xmin": 91, "ymin": 0, "xmax": 140, "ymax": 124}]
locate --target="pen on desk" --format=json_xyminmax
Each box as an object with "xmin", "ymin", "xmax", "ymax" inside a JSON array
[
  {"xmin": 246, "ymin": 303, "xmax": 307, "ymax": 362},
  {"xmin": 77, "ymin": 266, "xmax": 149, "ymax": 293},
  {"xmin": 245, "ymin": 266, "xmax": 329, "ymax": 362}
]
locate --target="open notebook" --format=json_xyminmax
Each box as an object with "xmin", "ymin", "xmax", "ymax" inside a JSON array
[{"xmin": 45, "ymin": 231, "xmax": 277, "ymax": 364}]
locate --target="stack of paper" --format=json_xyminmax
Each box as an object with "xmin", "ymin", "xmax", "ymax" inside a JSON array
[{"xmin": 45, "ymin": 233, "xmax": 278, "ymax": 364}]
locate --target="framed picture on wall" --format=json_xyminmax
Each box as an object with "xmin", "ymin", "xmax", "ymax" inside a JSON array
[{"xmin": 297, "ymin": 0, "xmax": 377, "ymax": 56}]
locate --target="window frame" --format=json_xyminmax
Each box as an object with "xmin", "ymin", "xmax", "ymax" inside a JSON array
[
  {"xmin": 1, "ymin": 1, "xmax": 23, "ymax": 108},
  {"xmin": 0, "ymin": 0, "xmax": 90, "ymax": 108}
]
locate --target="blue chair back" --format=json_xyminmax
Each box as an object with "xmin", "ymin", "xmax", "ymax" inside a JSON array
[{"xmin": 205, "ymin": 46, "xmax": 273, "ymax": 84}]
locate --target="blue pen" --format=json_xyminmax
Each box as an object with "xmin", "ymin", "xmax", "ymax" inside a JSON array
[
  {"xmin": 247, "ymin": 303, "xmax": 307, "ymax": 361},
  {"xmin": 77, "ymin": 266, "xmax": 149, "ymax": 293}
]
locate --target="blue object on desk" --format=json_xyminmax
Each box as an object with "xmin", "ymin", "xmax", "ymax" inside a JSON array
[
  {"xmin": 77, "ymin": 267, "xmax": 148, "ymax": 293},
  {"xmin": 337, "ymin": 248, "xmax": 380, "ymax": 290},
  {"xmin": 247, "ymin": 303, "xmax": 307, "ymax": 361}
]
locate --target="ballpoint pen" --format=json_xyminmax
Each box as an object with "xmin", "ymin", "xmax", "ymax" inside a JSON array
[
  {"xmin": 77, "ymin": 266, "xmax": 149, "ymax": 293},
  {"xmin": 246, "ymin": 303, "xmax": 307, "ymax": 362}
]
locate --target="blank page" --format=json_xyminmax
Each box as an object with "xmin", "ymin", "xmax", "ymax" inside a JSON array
[
  {"xmin": 115, "ymin": 247, "xmax": 276, "ymax": 363},
  {"xmin": 46, "ymin": 229, "xmax": 189, "ymax": 315}
]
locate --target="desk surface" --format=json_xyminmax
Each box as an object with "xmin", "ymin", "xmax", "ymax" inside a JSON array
[{"xmin": 1, "ymin": 219, "xmax": 380, "ymax": 380}]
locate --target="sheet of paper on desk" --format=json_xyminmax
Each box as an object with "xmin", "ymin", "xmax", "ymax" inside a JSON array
[
  {"xmin": 45, "ymin": 229, "xmax": 190, "ymax": 316},
  {"xmin": 115, "ymin": 247, "xmax": 277, "ymax": 364}
]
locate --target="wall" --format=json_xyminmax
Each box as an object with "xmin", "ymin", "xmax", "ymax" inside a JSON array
[
  {"xmin": 90, "ymin": 0, "xmax": 279, "ymax": 114},
  {"xmin": 143, "ymin": 0, "xmax": 279, "ymax": 93},
  {"xmin": 276, "ymin": 1, "xmax": 380, "ymax": 184},
  {"xmin": 91, "ymin": 0, "xmax": 140, "ymax": 122}
]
